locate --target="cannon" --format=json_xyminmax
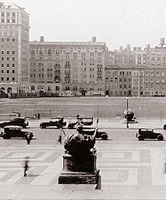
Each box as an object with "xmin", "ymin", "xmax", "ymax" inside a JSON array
[{"xmin": 124, "ymin": 109, "xmax": 138, "ymax": 123}]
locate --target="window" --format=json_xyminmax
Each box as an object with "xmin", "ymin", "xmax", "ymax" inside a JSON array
[
  {"xmin": 12, "ymin": 64, "xmax": 15, "ymax": 67},
  {"xmin": 1, "ymin": 64, "xmax": 3, "ymax": 67},
  {"xmin": 12, "ymin": 57, "xmax": 15, "ymax": 61},
  {"xmin": 1, "ymin": 51, "xmax": 4, "ymax": 54},
  {"xmin": 7, "ymin": 64, "xmax": 9, "ymax": 67},
  {"xmin": 12, "ymin": 70, "xmax": 15, "ymax": 73},
  {"xmin": 12, "ymin": 38, "xmax": 15, "ymax": 42},
  {"xmin": 7, "ymin": 70, "xmax": 9, "ymax": 73},
  {"xmin": 12, "ymin": 77, "xmax": 15, "ymax": 81},
  {"xmin": 7, "ymin": 38, "xmax": 9, "ymax": 42},
  {"xmin": 7, "ymin": 51, "xmax": 9, "ymax": 54},
  {"xmin": 7, "ymin": 57, "xmax": 9, "ymax": 61},
  {"xmin": 1, "ymin": 57, "xmax": 3, "ymax": 61},
  {"xmin": 12, "ymin": 51, "xmax": 15, "ymax": 54}
]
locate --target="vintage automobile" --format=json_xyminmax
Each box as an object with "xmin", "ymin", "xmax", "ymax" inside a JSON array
[
  {"xmin": 40, "ymin": 117, "xmax": 66, "ymax": 129},
  {"xmin": 83, "ymin": 128, "xmax": 108, "ymax": 140},
  {"xmin": 67, "ymin": 117, "xmax": 93, "ymax": 129},
  {"xmin": 0, "ymin": 117, "xmax": 29, "ymax": 128},
  {"xmin": 0, "ymin": 126, "xmax": 33, "ymax": 139},
  {"xmin": 136, "ymin": 128, "xmax": 164, "ymax": 140},
  {"xmin": 163, "ymin": 124, "xmax": 166, "ymax": 130}
]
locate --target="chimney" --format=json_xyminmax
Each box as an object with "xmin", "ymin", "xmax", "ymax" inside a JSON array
[
  {"xmin": 92, "ymin": 36, "xmax": 96, "ymax": 42},
  {"xmin": 145, "ymin": 44, "xmax": 150, "ymax": 49},
  {"xmin": 40, "ymin": 36, "xmax": 44, "ymax": 42}
]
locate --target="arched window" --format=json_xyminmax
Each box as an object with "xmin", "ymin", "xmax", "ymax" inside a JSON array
[
  {"xmin": 7, "ymin": 87, "xmax": 12, "ymax": 93},
  {"xmin": 48, "ymin": 48, "xmax": 52, "ymax": 55},
  {"xmin": 31, "ymin": 50, "xmax": 35, "ymax": 55}
]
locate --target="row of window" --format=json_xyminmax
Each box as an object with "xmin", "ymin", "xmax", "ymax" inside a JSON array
[
  {"xmin": 1, "ymin": 70, "xmax": 15, "ymax": 73},
  {"xmin": 1, "ymin": 50, "xmax": 15, "ymax": 54},
  {"xmin": 1, "ymin": 64, "xmax": 15, "ymax": 67},
  {"xmin": 0, "ymin": 77, "xmax": 15, "ymax": 81},
  {"xmin": 1, "ymin": 38, "xmax": 16, "ymax": 42},
  {"xmin": 119, "ymin": 84, "xmax": 131, "ymax": 89}
]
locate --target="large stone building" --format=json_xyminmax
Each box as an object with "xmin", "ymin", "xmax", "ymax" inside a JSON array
[
  {"xmin": 106, "ymin": 39, "xmax": 166, "ymax": 97},
  {"xmin": 29, "ymin": 36, "xmax": 108, "ymax": 96},
  {"xmin": 0, "ymin": 2, "xmax": 29, "ymax": 96}
]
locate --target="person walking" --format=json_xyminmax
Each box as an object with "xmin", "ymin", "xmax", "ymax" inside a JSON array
[
  {"xmin": 24, "ymin": 157, "xmax": 29, "ymax": 177},
  {"xmin": 26, "ymin": 133, "xmax": 31, "ymax": 145},
  {"xmin": 58, "ymin": 132, "xmax": 62, "ymax": 144}
]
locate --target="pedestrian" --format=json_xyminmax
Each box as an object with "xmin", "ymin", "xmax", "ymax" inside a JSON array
[
  {"xmin": 164, "ymin": 162, "xmax": 166, "ymax": 173},
  {"xmin": 26, "ymin": 133, "xmax": 31, "ymax": 145},
  {"xmin": 37, "ymin": 113, "xmax": 40, "ymax": 119},
  {"xmin": 24, "ymin": 157, "xmax": 29, "ymax": 177},
  {"xmin": 58, "ymin": 132, "xmax": 62, "ymax": 144}
]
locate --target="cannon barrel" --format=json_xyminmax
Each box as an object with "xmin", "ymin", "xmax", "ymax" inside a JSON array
[{"xmin": 124, "ymin": 109, "xmax": 134, "ymax": 121}]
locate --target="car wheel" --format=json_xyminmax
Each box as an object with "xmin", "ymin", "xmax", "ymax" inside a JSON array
[
  {"xmin": 68, "ymin": 124, "xmax": 73, "ymax": 129},
  {"xmin": 40, "ymin": 124, "xmax": 45, "ymax": 129},
  {"xmin": 157, "ymin": 135, "xmax": 164, "ymax": 140},
  {"xmin": 138, "ymin": 136, "xmax": 144, "ymax": 141},
  {"xmin": 3, "ymin": 135, "xmax": 10, "ymax": 139},
  {"xmin": 102, "ymin": 135, "xmax": 108, "ymax": 140}
]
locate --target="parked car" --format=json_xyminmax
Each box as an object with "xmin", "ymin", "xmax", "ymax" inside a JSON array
[
  {"xmin": 0, "ymin": 117, "xmax": 29, "ymax": 128},
  {"xmin": 0, "ymin": 126, "xmax": 33, "ymax": 139},
  {"xmin": 68, "ymin": 117, "xmax": 93, "ymax": 129},
  {"xmin": 163, "ymin": 124, "xmax": 166, "ymax": 130},
  {"xmin": 83, "ymin": 128, "xmax": 108, "ymax": 140},
  {"xmin": 40, "ymin": 117, "xmax": 66, "ymax": 129},
  {"xmin": 136, "ymin": 128, "xmax": 164, "ymax": 140}
]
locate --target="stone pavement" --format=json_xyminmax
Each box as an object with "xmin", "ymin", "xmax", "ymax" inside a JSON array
[{"xmin": 0, "ymin": 137, "xmax": 166, "ymax": 199}]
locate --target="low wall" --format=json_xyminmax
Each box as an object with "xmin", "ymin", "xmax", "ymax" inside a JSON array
[{"xmin": 0, "ymin": 113, "xmax": 18, "ymax": 121}]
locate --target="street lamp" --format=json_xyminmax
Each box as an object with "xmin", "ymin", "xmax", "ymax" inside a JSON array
[{"xmin": 126, "ymin": 97, "xmax": 129, "ymax": 128}]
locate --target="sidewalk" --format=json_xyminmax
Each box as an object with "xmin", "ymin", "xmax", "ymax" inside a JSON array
[
  {"xmin": 2, "ymin": 185, "xmax": 166, "ymax": 199},
  {"xmin": 0, "ymin": 138, "xmax": 165, "ymax": 199}
]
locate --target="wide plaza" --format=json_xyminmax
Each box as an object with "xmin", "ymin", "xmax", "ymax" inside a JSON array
[{"xmin": 0, "ymin": 131, "xmax": 166, "ymax": 199}]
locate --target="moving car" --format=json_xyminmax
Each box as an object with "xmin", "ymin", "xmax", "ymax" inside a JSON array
[
  {"xmin": 83, "ymin": 128, "xmax": 108, "ymax": 140},
  {"xmin": 136, "ymin": 128, "xmax": 164, "ymax": 140},
  {"xmin": 0, "ymin": 126, "xmax": 33, "ymax": 139},
  {"xmin": 40, "ymin": 117, "xmax": 66, "ymax": 129},
  {"xmin": 68, "ymin": 117, "xmax": 93, "ymax": 129},
  {"xmin": 0, "ymin": 117, "xmax": 29, "ymax": 128}
]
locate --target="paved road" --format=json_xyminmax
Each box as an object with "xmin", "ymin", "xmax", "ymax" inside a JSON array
[{"xmin": 6, "ymin": 118, "xmax": 165, "ymax": 142}]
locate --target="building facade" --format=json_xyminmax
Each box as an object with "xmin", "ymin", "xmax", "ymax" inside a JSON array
[
  {"xmin": 0, "ymin": 2, "xmax": 29, "ymax": 96},
  {"xmin": 29, "ymin": 36, "xmax": 107, "ymax": 96},
  {"xmin": 106, "ymin": 39, "xmax": 166, "ymax": 97}
]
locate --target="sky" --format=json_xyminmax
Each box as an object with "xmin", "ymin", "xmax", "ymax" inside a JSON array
[{"xmin": 8, "ymin": 0, "xmax": 166, "ymax": 50}]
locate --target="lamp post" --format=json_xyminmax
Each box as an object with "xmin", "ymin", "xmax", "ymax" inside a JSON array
[{"xmin": 126, "ymin": 97, "xmax": 129, "ymax": 128}]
